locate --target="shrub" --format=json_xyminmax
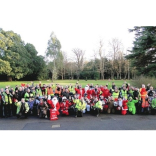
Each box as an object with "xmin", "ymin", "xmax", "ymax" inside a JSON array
[{"xmin": 131, "ymin": 76, "xmax": 156, "ymax": 89}]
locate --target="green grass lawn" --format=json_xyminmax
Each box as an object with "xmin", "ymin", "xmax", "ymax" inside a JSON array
[{"xmin": 0, "ymin": 79, "xmax": 132, "ymax": 89}]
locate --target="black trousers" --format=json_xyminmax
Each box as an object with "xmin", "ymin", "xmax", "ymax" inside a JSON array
[
  {"xmin": 75, "ymin": 108, "xmax": 83, "ymax": 117},
  {"xmin": 151, "ymin": 109, "xmax": 156, "ymax": 115},
  {"xmin": 141, "ymin": 107, "xmax": 149, "ymax": 114},
  {"xmin": 4, "ymin": 104, "xmax": 12, "ymax": 117},
  {"xmin": 92, "ymin": 108, "xmax": 101, "ymax": 115},
  {"xmin": 12, "ymin": 103, "xmax": 17, "ymax": 116},
  {"xmin": 0, "ymin": 103, "xmax": 3, "ymax": 117},
  {"xmin": 135, "ymin": 101, "xmax": 142, "ymax": 114},
  {"xmin": 17, "ymin": 111, "xmax": 28, "ymax": 118},
  {"xmin": 94, "ymin": 108, "xmax": 101, "ymax": 115}
]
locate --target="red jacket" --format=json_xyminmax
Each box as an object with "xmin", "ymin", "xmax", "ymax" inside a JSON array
[
  {"xmin": 48, "ymin": 101, "xmax": 60, "ymax": 115},
  {"xmin": 92, "ymin": 89, "xmax": 100, "ymax": 98},
  {"xmin": 75, "ymin": 88, "xmax": 85, "ymax": 99},
  {"xmin": 86, "ymin": 89, "xmax": 92, "ymax": 99},
  {"xmin": 101, "ymin": 88, "xmax": 111, "ymax": 98},
  {"xmin": 60, "ymin": 100, "xmax": 70, "ymax": 111}
]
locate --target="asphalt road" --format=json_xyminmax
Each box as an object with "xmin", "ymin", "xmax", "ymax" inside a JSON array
[{"xmin": 1, "ymin": 113, "xmax": 156, "ymax": 130}]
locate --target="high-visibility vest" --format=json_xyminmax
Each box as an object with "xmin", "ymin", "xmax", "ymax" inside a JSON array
[
  {"xmin": 15, "ymin": 101, "xmax": 29, "ymax": 114},
  {"xmin": 121, "ymin": 90, "xmax": 128, "ymax": 99},
  {"xmin": 36, "ymin": 89, "xmax": 42, "ymax": 96},
  {"xmin": 75, "ymin": 100, "xmax": 86, "ymax": 111},
  {"xmin": 24, "ymin": 92, "xmax": 34, "ymax": 101},
  {"xmin": 142, "ymin": 98, "xmax": 149, "ymax": 108},
  {"xmin": 55, "ymin": 89, "xmax": 61, "ymax": 96},
  {"xmin": 140, "ymin": 88, "xmax": 147, "ymax": 99},
  {"xmin": 112, "ymin": 92, "xmax": 119, "ymax": 99},
  {"xmin": 68, "ymin": 87, "xmax": 75, "ymax": 94},
  {"xmin": 47, "ymin": 87, "xmax": 54, "ymax": 96},
  {"xmin": 4, "ymin": 93, "xmax": 12, "ymax": 104},
  {"xmin": 93, "ymin": 101, "xmax": 102, "ymax": 109}
]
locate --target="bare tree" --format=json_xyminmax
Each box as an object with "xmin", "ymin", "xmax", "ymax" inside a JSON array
[
  {"xmin": 98, "ymin": 40, "xmax": 105, "ymax": 80},
  {"xmin": 115, "ymin": 51, "xmax": 124, "ymax": 79},
  {"xmin": 72, "ymin": 48, "xmax": 85, "ymax": 81},
  {"xmin": 108, "ymin": 38, "xmax": 123, "ymax": 79}
]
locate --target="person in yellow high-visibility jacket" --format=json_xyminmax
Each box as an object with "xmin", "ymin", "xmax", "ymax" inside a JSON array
[
  {"xmin": 93, "ymin": 98, "xmax": 102, "ymax": 117},
  {"xmin": 75, "ymin": 98, "xmax": 86, "ymax": 118}
]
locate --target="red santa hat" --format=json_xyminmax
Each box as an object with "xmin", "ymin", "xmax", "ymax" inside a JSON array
[{"xmin": 114, "ymin": 98, "xmax": 118, "ymax": 102}]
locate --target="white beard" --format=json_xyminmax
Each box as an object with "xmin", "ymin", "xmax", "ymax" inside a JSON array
[
  {"xmin": 85, "ymin": 86, "xmax": 89, "ymax": 93},
  {"xmin": 52, "ymin": 98, "xmax": 58, "ymax": 107}
]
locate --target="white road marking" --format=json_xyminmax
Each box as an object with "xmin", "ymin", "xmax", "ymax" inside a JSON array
[{"xmin": 52, "ymin": 124, "xmax": 60, "ymax": 128}]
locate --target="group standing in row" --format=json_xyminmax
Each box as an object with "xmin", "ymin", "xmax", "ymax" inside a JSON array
[{"xmin": 0, "ymin": 81, "xmax": 156, "ymax": 120}]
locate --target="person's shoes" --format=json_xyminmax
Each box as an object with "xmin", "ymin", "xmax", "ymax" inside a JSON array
[
  {"xmin": 75, "ymin": 115, "xmax": 77, "ymax": 118},
  {"xmin": 97, "ymin": 114, "xmax": 99, "ymax": 117},
  {"xmin": 45, "ymin": 115, "xmax": 47, "ymax": 118}
]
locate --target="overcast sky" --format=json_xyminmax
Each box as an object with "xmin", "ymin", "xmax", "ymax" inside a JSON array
[{"xmin": 0, "ymin": 0, "xmax": 154, "ymax": 60}]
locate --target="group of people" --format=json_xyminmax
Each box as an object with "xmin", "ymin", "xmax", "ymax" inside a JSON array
[{"xmin": 0, "ymin": 81, "xmax": 156, "ymax": 120}]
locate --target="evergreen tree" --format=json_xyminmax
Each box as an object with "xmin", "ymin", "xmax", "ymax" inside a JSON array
[{"xmin": 126, "ymin": 26, "xmax": 156, "ymax": 76}]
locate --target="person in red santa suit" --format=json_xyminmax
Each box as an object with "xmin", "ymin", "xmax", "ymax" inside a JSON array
[
  {"xmin": 47, "ymin": 95, "xmax": 52, "ymax": 106},
  {"xmin": 84, "ymin": 85, "xmax": 89, "ymax": 94},
  {"xmin": 85, "ymin": 85, "xmax": 92, "ymax": 99},
  {"xmin": 75, "ymin": 85, "xmax": 85, "ymax": 99},
  {"xmin": 92, "ymin": 86, "xmax": 100, "ymax": 99},
  {"xmin": 101, "ymin": 86, "xmax": 111, "ymax": 98},
  {"xmin": 49, "ymin": 96, "xmax": 60, "ymax": 116},
  {"xmin": 60, "ymin": 96, "xmax": 71, "ymax": 116},
  {"xmin": 121, "ymin": 99, "xmax": 128, "ymax": 115}
]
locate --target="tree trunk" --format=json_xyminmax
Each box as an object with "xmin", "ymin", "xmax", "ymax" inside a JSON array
[
  {"xmin": 124, "ymin": 73, "xmax": 127, "ymax": 79},
  {"xmin": 78, "ymin": 72, "xmax": 80, "ymax": 81},
  {"xmin": 63, "ymin": 68, "xmax": 65, "ymax": 79},
  {"xmin": 51, "ymin": 71, "xmax": 53, "ymax": 82},
  {"xmin": 119, "ymin": 72, "xmax": 121, "ymax": 79},
  {"xmin": 128, "ymin": 72, "xmax": 130, "ymax": 80},
  {"xmin": 117, "ymin": 72, "xmax": 119, "ymax": 80},
  {"xmin": 111, "ymin": 70, "xmax": 114, "ymax": 79},
  {"xmin": 7, "ymin": 76, "xmax": 12, "ymax": 81},
  {"xmin": 101, "ymin": 71, "xmax": 104, "ymax": 80}
]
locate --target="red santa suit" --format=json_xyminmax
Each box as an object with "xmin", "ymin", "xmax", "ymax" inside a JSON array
[
  {"xmin": 60, "ymin": 97, "xmax": 70, "ymax": 115},
  {"xmin": 121, "ymin": 100, "xmax": 128, "ymax": 115},
  {"xmin": 75, "ymin": 88, "xmax": 85, "ymax": 99},
  {"xmin": 84, "ymin": 85, "xmax": 92, "ymax": 99},
  {"xmin": 47, "ymin": 95, "xmax": 52, "ymax": 106},
  {"xmin": 102, "ymin": 98, "xmax": 108, "ymax": 111},
  {"xmin": 92, "ymin": 88, "xmax": 100, "ymax": 99},
  {"xmin": 49, "ymin": 96, "xmax": 60, "ymax": 116},
  {"xmin": 84, "ymin": 85, "xmax": 89, "ymax": 93},
  {"xmin": 101, "ymin": 87, "xmax": 111, "ymax": 98}
]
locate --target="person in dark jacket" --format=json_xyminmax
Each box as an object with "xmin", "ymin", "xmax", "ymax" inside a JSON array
[
  {"xmin": 62, "ymin": 88, "xmax": 69, "ymax": 99},
  {"xmin": 133, "ymin": 88, "xmax": 141, "ymax": 114},
  {"xmin": 0, "ymin": 88, "xmax": 5, "ymax": 118},
  {"xmin": 147, "ymin": 86, "xmax": 155, "ymax": 103},
  {"xmin": 18, "ymin": 87, "xmax": 24, "ymax": 101},
  {"xmin": 4, "ymin": 89, "xmax": 13, "ymax": 117}
]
